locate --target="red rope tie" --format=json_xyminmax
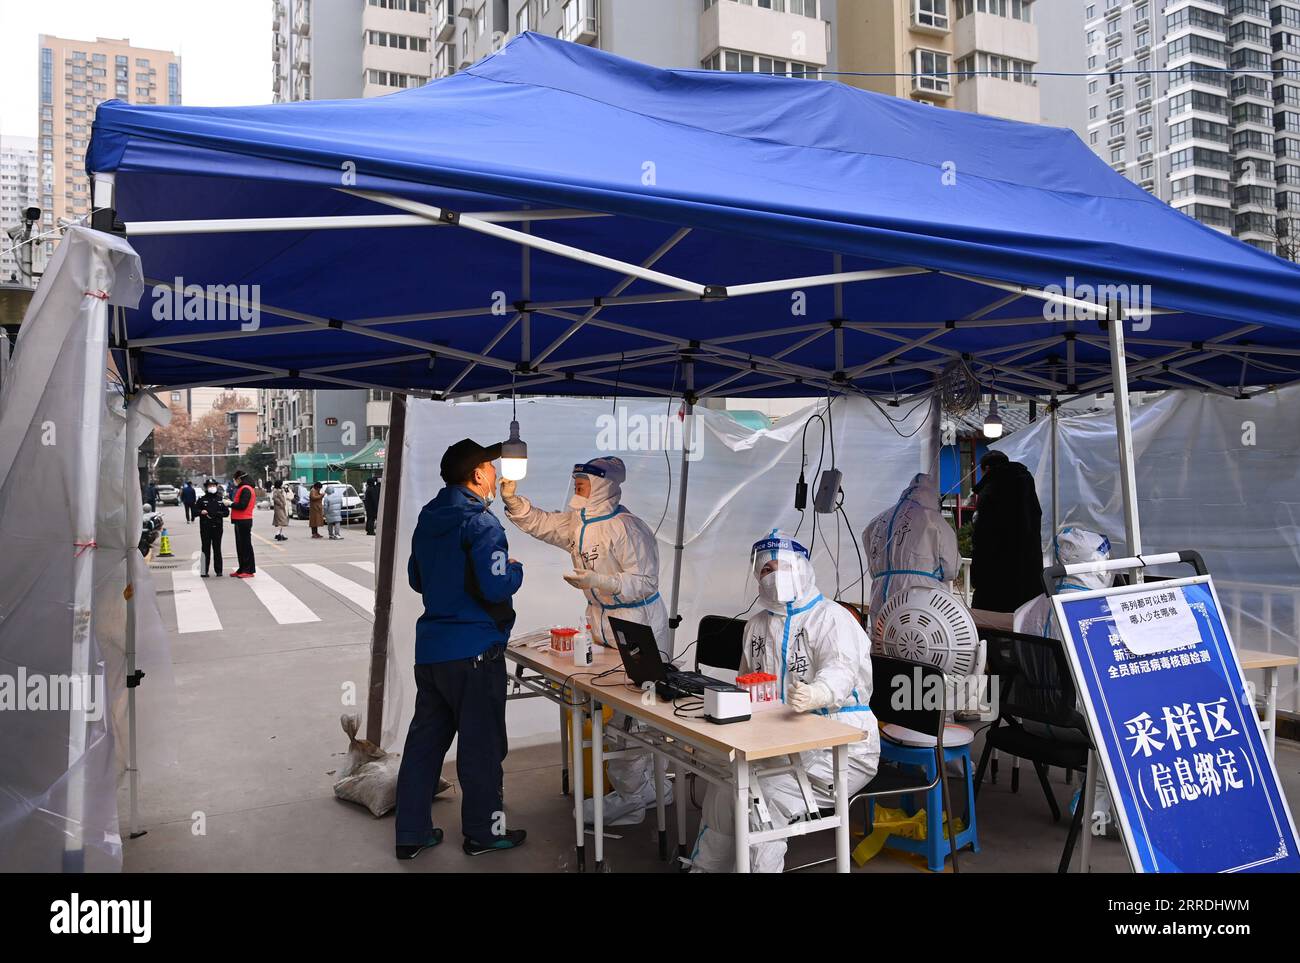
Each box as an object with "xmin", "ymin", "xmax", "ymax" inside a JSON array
[
  {"xmin": 83, "ymin": 289, "xmax": 109, "ymax": 300},
  {"xmin": 73, "ymin": 540, "xmax": 98, "ymax": 557}
]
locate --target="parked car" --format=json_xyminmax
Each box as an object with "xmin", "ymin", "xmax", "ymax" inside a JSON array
[
  {"xmin": 323, "ymin": 482, "xmax": 365, "ymax": 524},
  {"xmin": 153, "ymin": 484, "xmax": 180, "ymax": 506}
]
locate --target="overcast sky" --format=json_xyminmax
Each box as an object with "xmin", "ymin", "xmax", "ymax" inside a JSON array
[{"xmin": 0, "ymin": 0, "xmax": 270, "ymax": 138}]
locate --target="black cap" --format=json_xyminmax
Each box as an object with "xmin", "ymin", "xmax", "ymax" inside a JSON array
[
  {"xmin": 980, "ymin": 450, "xmax": 1009, "ymax": 469},
  {"xmin": 440, "ymin": 438, "xmax": 502, "ymax": 486}
]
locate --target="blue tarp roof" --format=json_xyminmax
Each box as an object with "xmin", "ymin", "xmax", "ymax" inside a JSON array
[{"xmin": 88, "ymin": 32, "xmax": 1300, "ymax": 399}]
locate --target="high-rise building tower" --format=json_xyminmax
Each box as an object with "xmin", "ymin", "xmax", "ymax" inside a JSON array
[
  {"xmin": 0, "ymin": 135, "xmax": 42, "ymax": 284},
  {"xmin": 1083, "ymin": 0, "xmax": 1300, "ymax": 257},
  {"xmin": 38, "ymin": 35, "xmax": 180, "ymax": 262},
  {"xmin": 271, "ymin": 0, "xmax": 433, "ymax": 102}
]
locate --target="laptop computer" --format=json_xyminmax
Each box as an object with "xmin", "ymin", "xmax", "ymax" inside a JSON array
[{"xmin": 609, "ymin": 617, "xmax": 723, "ymax": 698}]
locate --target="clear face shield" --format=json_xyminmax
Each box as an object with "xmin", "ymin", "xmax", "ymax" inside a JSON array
[
  {"xmin": 567, "ymin": 466, "xmax": 593, "ymax": 511},
  {"xmin": 749, "ymin": 534, "xmax": 813, "ymax": 606}
]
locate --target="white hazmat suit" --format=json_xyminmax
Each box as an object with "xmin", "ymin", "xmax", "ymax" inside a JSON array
[
  {"xmin": 863, "ymin": 473, "xmax": 961, "ymax": 624},
  {"xmin": 1012, "ymin": 526, "xmax": 1114, "ymax": 822},
  {"xmin": 690, "ymin": 532, "xmax": 880, "ymax": 872},
  {"xmin": 502, "ymin": 456, "xmax": 671, "ymax": 823}
]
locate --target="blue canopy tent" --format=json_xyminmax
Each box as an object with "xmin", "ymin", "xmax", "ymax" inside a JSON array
[{"xmin": 83, "ymin": 34, "xmax": 1300, "ymax": 867}]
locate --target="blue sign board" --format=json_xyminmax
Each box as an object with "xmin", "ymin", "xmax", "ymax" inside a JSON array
[{"xmin": 1052, "ymin": 576, "xmax": 1299, "ymax": 873}]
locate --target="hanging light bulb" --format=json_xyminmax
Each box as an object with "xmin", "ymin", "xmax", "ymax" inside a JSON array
[
  {"xmin": 502, "ymin": 376, "xmax": 528, "ymax": 480},
  {"xmin": 501, "ymin": 419, "xmax": 528, "ymax": 480},
  {"xmin": 983, "ymin": 392, "xmax": 1004, "ymax": 440}
]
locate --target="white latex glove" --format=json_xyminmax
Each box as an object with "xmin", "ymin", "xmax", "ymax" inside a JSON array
[
  {"xmin": 562, "ymin": 569, "xmax": 621, "ymax": 594},
  {"xmin": 499, "ymin": 479, "xmax": 523, "ymax": 512},
  {"xmin": 786, "ymin": 680, "xmax": 834, "ymax": 713}
]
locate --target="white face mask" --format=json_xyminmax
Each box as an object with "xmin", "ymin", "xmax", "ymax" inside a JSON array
[
  {"xmin": 206, "ymin": 487, "xmax": 218, "ymax": 495},
  {"xmin": 759, "ymin": 568, "xmax": 799, "ymax": 604},
  {"xmin": 568, "ymin": 493, "xmax": 588, "ymax": 511}
]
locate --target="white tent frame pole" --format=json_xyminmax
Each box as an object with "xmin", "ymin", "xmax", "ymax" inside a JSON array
[
  {"xmin": 344, "ymin": 189, "xmax": 712, "ymax": 296},
  {"xmin": 667, "ymin": 360, "xmax": 694, "ymax": 651},
  {"xmin": 123, "ymin": 208, "xmax": 610, "ymax": 236},
  {"xmin": 530, "ymin": 227, "xmax": 691, "ymax": 366},
  {"xmin": 1107, "ymin": 310, "xmax": 1143, "ymax": 561}
]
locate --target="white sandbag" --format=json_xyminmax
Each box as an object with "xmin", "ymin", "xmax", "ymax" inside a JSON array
[{"xmin": 333, "ymin": 714, "xmax": 452, "ymax": 818}]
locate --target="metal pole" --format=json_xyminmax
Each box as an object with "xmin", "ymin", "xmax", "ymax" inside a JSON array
[
  {"xmin": 1050, "ymin": 400, "xmax": 1060, "ymax": 536},
  {"xmin": 1106, "ymin": 309, "xmax": 1143, "ymax": 558},
  {"xmin": 666, "ymin": 359, "xmax": 694, "ymax": 652},
  {"xmin": 123, "ymin": 392, "xmax": 143, "ymax": 841},
  {"xmin": 365, "ymin": 391, "xmax": 406, "ymax": 746}
]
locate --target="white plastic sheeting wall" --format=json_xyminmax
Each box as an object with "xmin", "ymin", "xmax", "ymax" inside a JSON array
[
  {"xmin": 0, "ymin": 228, "xmax": 145, "ymax": 871},
  {"xmin": 378, "ymin": 396, "xmax": 930, "ymax": 751},
  {"xmin": 997, "ymin": 387, "xmax": 1300, "ymax": 710}
]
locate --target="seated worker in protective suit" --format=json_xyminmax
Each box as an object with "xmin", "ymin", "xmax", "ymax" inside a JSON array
[
  {"xmin": 1012, "ymin": 525, "xmax": 1114, "ymax": 825},
  {"xmin": 863, "ymin": 473, "xmax": 961, "ymax": 625},
  {"xmin": 690, "ymin": 531, "xmax": 880, "ymax": 873},
  {"xmin": 501, "ymin": 456, "xmax": 671, "ymax": 826}
]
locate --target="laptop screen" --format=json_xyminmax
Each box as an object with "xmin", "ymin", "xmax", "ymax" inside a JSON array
[{"xmin": 610, "ymin": 617, "xmax": 667, "ymax": 687}]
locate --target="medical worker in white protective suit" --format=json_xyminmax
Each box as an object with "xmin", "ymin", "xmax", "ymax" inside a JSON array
[
  {"xmin": 690, "ymin": 531, "xmax": 880, "ymax": 873},
  {"xmin": 1012, "ymin": 525, "xmax": 1114, "ymax": 824},
  {"xmin": 863, "ymin": 473, "xmax": 961, "ymax": 624},
  {"xmin": 501, "ymin": 456, "xmax": 672, "ymax": 825}
]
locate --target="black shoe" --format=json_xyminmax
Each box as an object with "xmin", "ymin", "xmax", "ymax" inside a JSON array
[
  {"xmin": 200, "ymin": 572, "xmax": 209, "ymax": 578},
  {"xmin": 463, "ymin": 829, "xmax": 527, "ymax": 856},
  {"xmin": 395, "ymin": 829, "xmax": 444, "ymax": 860}
]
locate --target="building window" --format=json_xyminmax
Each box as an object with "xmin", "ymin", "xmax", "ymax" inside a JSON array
[
  {"xmin": 913, "ymin": 48, "xmax": 951, "ymax": 94},
  {"xmin": 915, "ymin": 0, "xmax": 949, "ymax": 30}
]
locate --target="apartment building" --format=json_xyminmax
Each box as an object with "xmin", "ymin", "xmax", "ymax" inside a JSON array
[
  {"xmin": 259, "ymin": 389, "xmax": 371, "ymax": 473},
  {"xmin": 836, "ymin": 0, "xmax": 1040, "ymax": 122},
  {"xmin": 1083, "ymin": 0, "xmax": 1300, "ymax": 256},
  {"xmin": 438, "ymin": 0, "xmax": 836, "ymax": 80},
  {"xmin": 272, "ymin": 0, "xmax": 433, "ymax": 102},
  {"xmin": 37, "ymin": 36, "xmax": 180, "ymax": 264},
  {"xmin": 0, "ymin": 135, "xmax": 42, "ymax": 284}
]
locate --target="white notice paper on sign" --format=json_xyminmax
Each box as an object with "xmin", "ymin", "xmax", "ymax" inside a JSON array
[{"xmin": 1107, "ymin": 584, "xmax": 1202, "ymax": 656}]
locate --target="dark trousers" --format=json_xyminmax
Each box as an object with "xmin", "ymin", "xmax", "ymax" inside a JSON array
[
  {"xmin": 183, "ymin": 502, "xmax": 194, "ymax": 522},
  {"xmin": 232, "ymin": 519, "xmax": 255, "ymax": 574},
  {"xmin": 395, "ymin": 645, "xmax": 508, "ymax": 844},
  {"xmin": 365, "ymin": 511, "xmax": 376, "ymax": 535},
  {"xmin": 200, "ymin": 524, "xmax": 223, "ymax": 575}
]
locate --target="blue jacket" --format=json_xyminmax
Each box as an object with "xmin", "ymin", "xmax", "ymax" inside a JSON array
[{"xmin": 408, "ymin": 485, "xmax": 523, "ymax": 663}]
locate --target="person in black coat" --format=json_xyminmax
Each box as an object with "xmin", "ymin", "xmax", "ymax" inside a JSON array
[
  {"xmin": 970, "ymin": 450, "xmax": 1044, "ymax": 613},
  {"xmin": 195, "ymin": 479, "xmax": 229, "ymax": 577},
  {"xmin": 364, "ymin": 476, "xmax": 381, "ymax": 536},
  {"xmin": 181, "ymin": 480, "xmax": 197, "ymax": 523}
]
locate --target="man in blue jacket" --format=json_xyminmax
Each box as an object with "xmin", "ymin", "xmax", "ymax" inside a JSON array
[{"xmin": 395, "ymin": 438, "xmax": 527, "ymax": 860}]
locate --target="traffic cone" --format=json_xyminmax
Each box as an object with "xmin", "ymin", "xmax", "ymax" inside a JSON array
[{"xmin": 158, "ymin": 529, "xmax": 174, "ymax": 558}]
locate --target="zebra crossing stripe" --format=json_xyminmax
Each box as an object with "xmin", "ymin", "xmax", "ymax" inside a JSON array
[
  {"xmin": 171, "ymin": 570, "xmax": 222, "ymax": 634},
  {"xmin": 242, "ymin": 568, "xmax": 320, "ymax": 624},
  {"xmin": 292, "ymin": 563, "xmax": 375, "ymax": 613}
]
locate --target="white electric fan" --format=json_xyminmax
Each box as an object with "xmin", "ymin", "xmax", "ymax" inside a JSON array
[{"xmin": 872, "ymin": 586, "xmax": 984, "ymax": 680}]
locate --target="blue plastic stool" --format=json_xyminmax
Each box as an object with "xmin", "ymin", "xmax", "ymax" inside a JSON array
[{"xmin": 870, "ymin": 734, "xmax": 980, "ymax": 872}]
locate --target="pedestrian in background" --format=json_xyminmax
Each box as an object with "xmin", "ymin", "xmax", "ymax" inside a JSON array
[
  {"xmin": 364, "ymin": 476, "xmax": 381, "ymax": 536},
  {"xmin": 146, "ymin": 479, "xmax": 159, "ymax": 510},
  {"xmin": 181, "ymin": 480, "xmax": 197, "ymax": 523},
  {"xmin": 272, "ymin": 484, "xmax": 289, "ymax": 541},
  {"xmin": 230, "ymin": 470, "xmax": 257, "ymax": 578},
  {"xmin": 324, "ymin": 485, "xmax": 344, "ymax": 540},
  {"xmin": 309, "ymin": 482, "xmax": 325, "ymax": 539},
  {"xmin": 195, "ymin": 478, "xmax": 228, "ymax": 577}
]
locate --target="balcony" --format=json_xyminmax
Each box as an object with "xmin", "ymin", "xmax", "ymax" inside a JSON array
[
  {"xmin": 910, "ymin": 1, "xmax": 950, "ymax": 36},
  {"xmin": 562, "ymin": 0, "xmax": 598, "ymax": 46},
  {"xmin": 456, "ymin": 1, "xmax": 473, "ymax": 16},
  {"xmin": 436, "ymin": 13, "xmax": 457, "ymax": 43}
]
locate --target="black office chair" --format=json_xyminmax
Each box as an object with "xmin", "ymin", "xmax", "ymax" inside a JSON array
[
  {"xmin": 787, "ymin": 655, "xmax": 961, "ymax": 873},
  {"xmin": 973, "ymin": 628, "xmax": 1093, "ymax": 872},
  {"xmin": 694, "ymin": 615, "xmax": 744, "ymax": 672}
]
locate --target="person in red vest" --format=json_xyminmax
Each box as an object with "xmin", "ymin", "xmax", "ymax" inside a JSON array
[{"xmin": 229, "ymin": 470, "xmax": 257, "ymax": 579}]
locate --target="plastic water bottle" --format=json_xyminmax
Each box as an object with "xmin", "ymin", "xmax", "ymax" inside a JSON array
[{"xmin": 574, "ymin": 612, "xmax": 593, "ymax": 667}]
